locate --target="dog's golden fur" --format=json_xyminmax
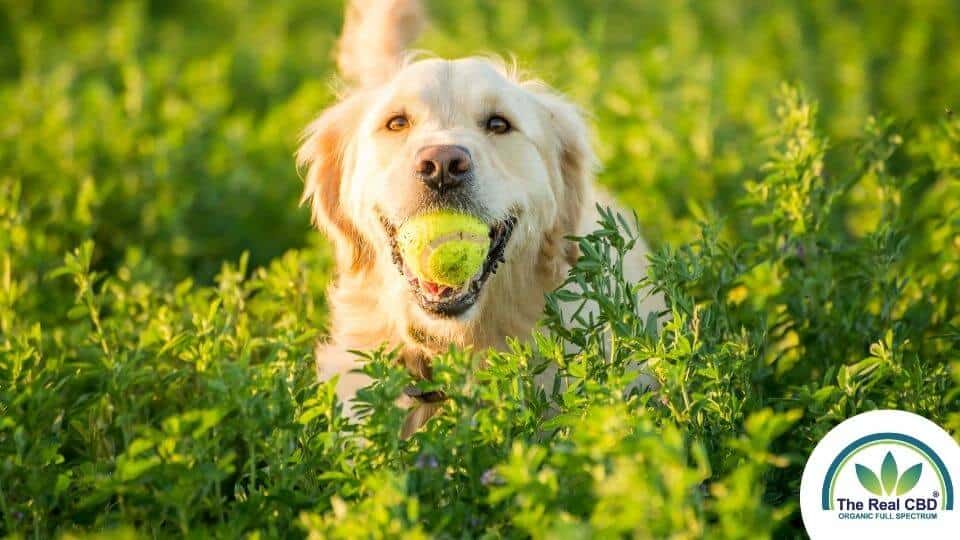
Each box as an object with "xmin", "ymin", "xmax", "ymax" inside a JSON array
[{"xmin": 297, "ymin": 0, "xmax": 662, "ymax": 431}]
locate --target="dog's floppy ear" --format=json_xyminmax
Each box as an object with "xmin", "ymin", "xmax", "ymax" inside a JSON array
[
  {"xmin": 535, "ymin": 91, "xmax": 596, "ymax": 267},
  {"xmin": 297, "ymin": 94, "xmax": 373, "ymax": 272}
]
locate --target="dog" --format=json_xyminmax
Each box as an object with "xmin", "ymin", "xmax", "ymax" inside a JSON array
[{"xmin": 297, "ymin": 0, "xmax": 663, "ymax": 434}]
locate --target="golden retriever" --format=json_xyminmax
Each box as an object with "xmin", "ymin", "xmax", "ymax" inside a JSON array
[{"xmin": 297, "ymin": 0, "xmax": 663, "ymax": 433}]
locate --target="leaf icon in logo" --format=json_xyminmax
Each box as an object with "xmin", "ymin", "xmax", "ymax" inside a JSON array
[
  {"xmin": 896, "ymin": 463, "xmax": 922, "ymax": 495},
  {"xmin": 881, "ymin": 451, "xmax": 898, "ymax": 495},
  {"xmin": 856, "ymin": 464, "xmax": 884, "ymax": 495}
]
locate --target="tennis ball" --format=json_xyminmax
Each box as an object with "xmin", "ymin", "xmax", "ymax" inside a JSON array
[{"xmin": 396, "ymin": 212, "xmax": 489, "ymax": 287}]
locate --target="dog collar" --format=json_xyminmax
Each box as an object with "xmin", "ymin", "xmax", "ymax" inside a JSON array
[{"xmin": 403, "ymin": 385, "xmax": 447, "ymax": 403}]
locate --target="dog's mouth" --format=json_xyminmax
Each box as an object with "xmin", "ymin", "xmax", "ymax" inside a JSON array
[{"xmin": 380, "ymin": 213, "xmax": 517, "ymax": 317}]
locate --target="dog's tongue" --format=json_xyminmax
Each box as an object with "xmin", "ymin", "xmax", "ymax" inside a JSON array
[
  {"xmin": 403, "ymin": 262, "xmax": 457, "ymax": 298},
  {"xmin": 421, "ymin": 280, "xmax": 454, "ymax": 297}
]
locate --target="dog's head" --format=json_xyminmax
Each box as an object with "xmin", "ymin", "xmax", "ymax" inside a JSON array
[{"xmin": 298, "ymin": 57, "xmax": 593, "ymax": 344}]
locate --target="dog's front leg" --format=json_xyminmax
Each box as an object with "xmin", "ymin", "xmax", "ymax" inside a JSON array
[{"xmin": 315, "ymin": 344, "xmax": 374, "ymax": 423}]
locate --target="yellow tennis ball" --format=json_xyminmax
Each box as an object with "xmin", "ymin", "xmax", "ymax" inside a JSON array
[{"xmin": 396, "ymin": 212, "xmax": 489, "ymax": 287}]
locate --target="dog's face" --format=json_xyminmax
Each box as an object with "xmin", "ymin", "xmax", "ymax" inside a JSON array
[{"xmin": 299, "ymin": 57, "xmax": 592, "ymax": 338}]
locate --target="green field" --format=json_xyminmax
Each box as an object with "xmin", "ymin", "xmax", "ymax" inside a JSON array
[{"xmin": 2, "ymin": 0, "xmax": 959, "ymax": 538}]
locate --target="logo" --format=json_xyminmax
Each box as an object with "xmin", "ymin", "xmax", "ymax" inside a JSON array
[
  {"xmin": 801, "ymin": 410, "xmax": 960, "ymax": 539},
  {"xmin": 854, "ymin": 451, "xmax": 924, "ymax": 497}
]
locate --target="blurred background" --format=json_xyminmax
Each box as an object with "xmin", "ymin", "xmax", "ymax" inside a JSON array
[{"xmin": 3, "ymin": 0, "xmax": 958, "ymax": 287}]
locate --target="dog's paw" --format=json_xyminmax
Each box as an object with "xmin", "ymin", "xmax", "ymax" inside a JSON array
[{"xmin": 315, "ymin": 345, "xmax": 374, "ymax": 423}]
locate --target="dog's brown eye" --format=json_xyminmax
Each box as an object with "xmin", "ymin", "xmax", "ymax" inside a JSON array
[
  {"xmin": 386, "ymin": 115, "xmax": 409, "ymax": 131},
  {"xmin": 486, "ymin": 115, "xmax": 511, "ymax": 134}
]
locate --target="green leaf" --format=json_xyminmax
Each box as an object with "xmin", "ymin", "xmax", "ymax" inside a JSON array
[
  {"xmin": 881, "ymin": 452, "xmax": 898, "ymax": 495},
  {"xmin": 896, "ymin": 463, "xmax": 923, "ymax": 495},
  {"xmin": 856, "ymin": 464, "xmax": 883, "ymax": 495}
]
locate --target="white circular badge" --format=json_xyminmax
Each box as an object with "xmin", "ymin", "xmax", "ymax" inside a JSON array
[{"xmin": 800, "ymin": 410, "xmax": 960, "ymax": 539}]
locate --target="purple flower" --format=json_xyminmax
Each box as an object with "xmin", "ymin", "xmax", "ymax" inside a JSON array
[
  {"xmin": 414, "ymin": 453, "xmax": 439, "ymax": 469},
  {"xmin": 481, "ymin": 468, "xmax": 501, "ymax": 486}
]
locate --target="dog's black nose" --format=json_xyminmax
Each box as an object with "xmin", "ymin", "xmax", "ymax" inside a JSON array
[{"xmin": 415, "ymin": 145, "xmax": 472, "ymax": 192}]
